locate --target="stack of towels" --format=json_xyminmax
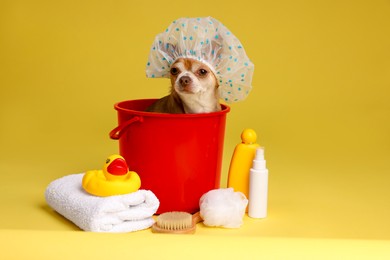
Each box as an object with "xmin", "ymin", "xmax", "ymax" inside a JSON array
[{"xmin": 45, "ymin": 174, "xmax": 159, "ymax": 233}]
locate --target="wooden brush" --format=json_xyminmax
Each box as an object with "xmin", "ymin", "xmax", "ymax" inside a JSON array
[{"xmin": 151, "ymin": 211, "xmax": 202, "ymax": 234}]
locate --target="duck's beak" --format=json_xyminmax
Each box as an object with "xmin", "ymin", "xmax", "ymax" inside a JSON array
[{"xmin": 107, "ymin": 158, "xmax": 128, "ymax": 175}]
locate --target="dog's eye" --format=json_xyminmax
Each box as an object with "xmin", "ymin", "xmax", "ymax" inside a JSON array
[
  {"xmin": 170, "ymin": 67, "xmax": 179, "ymax": 75},
  {"xmin": 199, "ymin": 69, "xmax": 208, "ymax": 76}
]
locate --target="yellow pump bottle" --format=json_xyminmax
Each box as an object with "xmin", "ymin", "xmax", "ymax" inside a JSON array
[{"xmin": 227, "ymin": 129, "xmax": 259, "ymax": 199}]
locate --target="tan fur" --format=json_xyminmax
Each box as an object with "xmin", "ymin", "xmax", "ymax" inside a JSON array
[{"xmin": 146, "ymin": 58, "xmax": 221, "ymax": 114}]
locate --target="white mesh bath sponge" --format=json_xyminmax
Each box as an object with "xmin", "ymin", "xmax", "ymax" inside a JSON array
[
  {"xmin": 199, "ymin": 188, "xmax": 248, "ymax": 228},
  {"xmin": 146, "ymin": 17, "xmax": 254, "ymax": 103}
]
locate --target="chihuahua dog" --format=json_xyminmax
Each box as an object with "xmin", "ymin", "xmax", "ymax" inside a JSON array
[{"xmin": 146, "ymin": 58, "xmax": 221, "ymax": 114}]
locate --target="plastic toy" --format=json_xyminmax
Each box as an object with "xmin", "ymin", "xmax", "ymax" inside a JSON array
[{"xmin": 82, "ymin": 154, "xmax": 141, "ymax": 197}]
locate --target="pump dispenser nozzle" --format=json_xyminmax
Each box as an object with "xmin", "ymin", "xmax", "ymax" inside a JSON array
[
  {"xmin": 248, "ymin": 147, "xmax": 269, "ymax": 218},
  {"xmin": 252, "ymin": 148, "xmax": 266, "ymax": 170}
]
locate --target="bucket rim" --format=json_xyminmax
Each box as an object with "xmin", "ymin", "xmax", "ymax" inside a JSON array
[{"xmin": 114, "ymin": 99, "xmax": 230, "ymax": 118}]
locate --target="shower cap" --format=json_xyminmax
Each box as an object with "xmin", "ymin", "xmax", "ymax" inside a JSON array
[{"xmin": 146, "ymin": 17, "xmax": 254, "ymax": 103}]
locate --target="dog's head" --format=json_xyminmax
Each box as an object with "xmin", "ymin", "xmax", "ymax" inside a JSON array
[{"xmin": 169, "ymin": 58, "xmax": 218, "ymax": 96}]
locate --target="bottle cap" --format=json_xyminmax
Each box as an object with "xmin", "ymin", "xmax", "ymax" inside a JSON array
[{"xmin": 241, "ymin": 129, "xmax": 257, "ymax": 144}]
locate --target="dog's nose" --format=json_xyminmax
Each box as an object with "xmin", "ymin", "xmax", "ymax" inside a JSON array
[{"xmin": 179, "ymin": 76, "xmax": 192, "ymax": 86}]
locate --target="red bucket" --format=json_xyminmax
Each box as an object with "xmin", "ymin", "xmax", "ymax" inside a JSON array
[{"xmin": 110, "ymin": 99, "xmax": 230, "ymax": 214}]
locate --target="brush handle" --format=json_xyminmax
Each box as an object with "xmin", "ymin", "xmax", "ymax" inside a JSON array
[{"xmin": 192, "ymin": 211, "xmax": 202, "ymax": 225}]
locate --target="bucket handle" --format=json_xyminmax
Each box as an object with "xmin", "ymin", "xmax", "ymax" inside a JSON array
[{"xmin": 109, "ymin": 116, "xmax": 143, "ymax": 140}]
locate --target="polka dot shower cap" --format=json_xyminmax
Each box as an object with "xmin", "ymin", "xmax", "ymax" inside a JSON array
[{"xmin": 146, "ymin": 16, "xmax": 254, "ymax": 103}]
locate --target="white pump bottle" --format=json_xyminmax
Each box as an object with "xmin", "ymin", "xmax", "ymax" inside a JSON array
[{"xmin": 248, "ymin": 147, "xmax": 269, "ymax": 218}]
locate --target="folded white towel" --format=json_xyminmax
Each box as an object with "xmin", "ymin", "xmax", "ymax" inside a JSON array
[{"xmin": 45, "ymin": 173, "xmax": 159, "ymax": 233}]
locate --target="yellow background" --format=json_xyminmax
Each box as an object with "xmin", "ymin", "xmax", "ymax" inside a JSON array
[{"xmin": 1, "ymin": 0, "xmax": 390, "ymax": 258}]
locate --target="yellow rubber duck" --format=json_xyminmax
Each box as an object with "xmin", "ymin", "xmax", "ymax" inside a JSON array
[{"xmin": 82, "ymin": 154, "xmax": 141, "ymax": 197}]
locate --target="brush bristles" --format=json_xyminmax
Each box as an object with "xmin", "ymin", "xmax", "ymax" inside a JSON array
[{"xmin": 156, "ymin": 212, "xmax": 192, "ymax": 231}]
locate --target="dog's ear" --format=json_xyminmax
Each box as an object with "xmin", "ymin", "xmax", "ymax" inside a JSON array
[
  {"xmin": 211, "ymin": 35, "xmax": 223, "ymax": 58},
  {"xmin": 162, "ymin": 43, "xmax": 179, "ymax": 61},
  {"xmin": 203, "ymin": 34, "xmax": 223, "ymax": 61}
]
